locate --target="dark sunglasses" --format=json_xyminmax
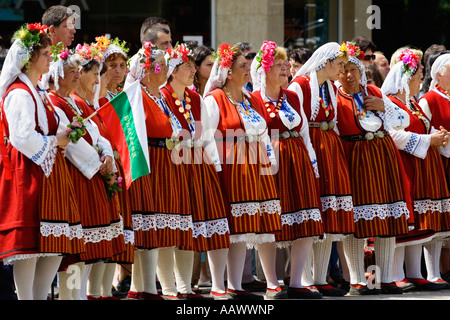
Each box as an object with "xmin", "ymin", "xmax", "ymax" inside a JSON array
[
  {"xmin": 245, "ymin": 52, "xmax": 257, "ymax": 60},
  {"xmin": 364, "ymin": 54, "xmax": 376, "ymax": 61}
]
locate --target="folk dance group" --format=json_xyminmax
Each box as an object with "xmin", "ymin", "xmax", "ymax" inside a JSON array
[{"xmin": 0, "ymin": 8, "xmax": 449, "ymax": 301}]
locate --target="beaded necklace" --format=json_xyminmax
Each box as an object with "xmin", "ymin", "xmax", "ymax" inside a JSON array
[
  {"xmin": 223, "ymin": 87, "xmax": 251, "ymax": 116},
  {"xmin": 265, "ymin": 90, "xmax": 285, "ymax": 118}
]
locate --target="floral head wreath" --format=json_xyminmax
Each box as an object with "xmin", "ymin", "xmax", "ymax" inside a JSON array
[
  {"xmin": 45, "ymin": 42, "xmax": 76, "ymax": 91},
  {"xmin": 399, "ymin": 49, "xmax": 420, "ymax": 76},
  {"xmin": 345, "ymin": 42, "xmax": 365, "ymax": 61},
  {"xmin": 255, "ymin": 41, "xmax": 277, "ymax": 72},
  {"xmin": 140, "ymin": 41, "xmax": 162, "ymax": 73},
  {"xmin": 12, "ymin": 23, "xmax": 49, "ymax": 69},
  {"xmin": 212, "ymin": 42, "xmax": 239, "ymax": 69},
  {"xmin": 75, "ymin": 42, "xmax": 105, "ymax": 66},
  {"xmin": 165, "ymin": 42, "xmax": 192, "ymax": 77},
  {"xmin": 99, "ymin": 36, "xmax": 130, "ymax": 63}
]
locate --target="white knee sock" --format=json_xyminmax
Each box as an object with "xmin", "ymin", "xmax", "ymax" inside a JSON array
[
  {"xmin": 207, "ymin": 248, "xmax": 228, "ymax": 293},
  {"xmin": 374, "ymin": 237, "xmax": 395, "ymax": 283},
  {"xmin": 313, "ymin": 236, "xmax": 333, "ymax": 285},
  {"xmin": 58, "ymin": 270, "xmax": 73, "ymax": 300},
  {"xmin": 87, "ymin": 262, "xmax": 106, "ymax": 298},
  {"xmin": 343, "ymin": 235, "xmax": 367, "ymax": 285},
  {"xmin": 289, "ymin": 237, "xmax": 313, "ymax": 288},
  {"xmin": 33, "ymin": 256, "xmax": 62, "ymax": 300},
  {"xmin": 336, "ymin": 241, "xmax": 350, "ymax": 282},
  {"xmin": 79, "ymin": 263, "xmax": 91, "ymax": 300},
  {"xmin": 227, "ymin": 242, "xmax": 247, "ymax": 291},
  {"xmin": 256, "ymin": 242, "xmax": 279, "ymax": 289},
  {"xmin": 156, "ymin": 247, "xmax": 177, "ymax": 296},
  {"xmin": 301, "ymin": 250, "xmax": 314, "ymax": 286},
  {"xmin": 405, "ymin": 244, "xmax": 424, "ymax": 279},
  {"xmin": 130, "ymin": 250, "xmax": 144, "ymax": 293},
  {"xmin": 141, "ymin": 249, "xmax": 159, "ymax": 294},
  {"xmin": 101, "ymin": 263, "xmax": 116, "ymax": 297},
  {"xmin": 13, "ymin": 258, "xmax": 37, "ymax": 300},
  {"xmin": 174, "ymin": 249, "xmax": 194, "ymax": 294},
  {"xmin": 392, "ymin": 246, "xmax": 406, "ymax": 282},
  {"xmin": 424, "ymin": 240, "xmax": 442, "ymax": 282}
]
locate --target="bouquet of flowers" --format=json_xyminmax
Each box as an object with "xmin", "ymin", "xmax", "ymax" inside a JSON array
[
  {"xmin": 66, "ymin": 115, "xmax": 87, "ymax": 144},
  {"xmin": 102, "ymin": 173, "xmax": 123, "ymax": 201}
]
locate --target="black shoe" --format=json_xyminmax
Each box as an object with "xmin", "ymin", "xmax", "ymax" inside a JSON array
[
  {"xmin": 380, "ymin": 282, "xmax": 403, "ymax": 294},
  {"xmin": 408, "ymin": 278, "xmax": 445, "ymax": 291},
  {"xmin": 226, "ymin": 288, "xmax": 264, "ymax": 300},
  {"xmin": 241, "ymin": 279, "xmax": 267, "ymax": 292},
  {"xmin": 340, "ymin": 280, "xmax": 350, "ymax": 293},
  {"xmin": 287, "ymin": 287, "xmax": 323, "ymax": 299},
  {"xmin": 316, "ymin": 284, "xmax": 347, "ymax": 296},
  {"xmin": 348, "ymin": 284, "xmax": 380, "ymax": 295},
  {"xmin": 265, "ymin": 287, "xmax": 288, "ymax": 300}
]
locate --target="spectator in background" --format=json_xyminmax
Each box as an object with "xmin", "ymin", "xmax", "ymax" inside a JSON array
[
  {"xmin": 374, "ymin": 51, "xmax": 390, "ymax": 82},
  {"xmin": 352, "ymin": 36, "xmax": 377, "ymax": 66},
  {"xmin": 365, "ymin": 63, "xmax": 384, "ymax": 88},
  {"xmin": 288, "ymin": 48, "xmax": 313, "ymax": 79},
  {"xmin": 140, "ymin": 17, "xmax": 172, "ymax": 50},
  {"xmin": 42, "ymin": 5, "xmax": 77, "ymax": 47},
  {"xmin": 420, "ymin": 44, "xmax": 447, "ymax": 97}
]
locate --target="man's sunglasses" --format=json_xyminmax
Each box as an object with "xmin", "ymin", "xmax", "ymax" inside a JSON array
[{"xmin": 364, "ymin": 54, "xmax": 376, "ymax": 61}]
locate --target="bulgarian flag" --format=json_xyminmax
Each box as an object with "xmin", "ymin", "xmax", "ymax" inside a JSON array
[{"xmin": 95, "ymin": 80, "xmax": 150, "ymax": 189}]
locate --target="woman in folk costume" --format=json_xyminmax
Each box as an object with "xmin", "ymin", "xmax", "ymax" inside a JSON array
[
  {"xmin": 160, "ymin": 43, "xmax": 231, "ymax": 300},
  {"xmin": 202, "ymin": 43, "xmax": 282, "ymax": 300},
  {"xmin": 0, "ymin": 23, "xmax": 84, "ymax": 300},
  {"xmin": 419, "ymin": 53, "xmax": 450, "ymax": 288},
  {"xmin": 100, "ymin": 36, "xmax": 129, "ymax": 102},
  {"xmin": 250, "ymin": 42, "xmax": 324, "ymax": 299},
  {"xmin": 287, "ymin": 42, "xmax": 354, "ymax": 296},
  {"xmin": 72, "ymin": 39, "xmax": 135, "ymax": 297},
  {"xmin": 336, "ymin": 43, "xmax": 411, "ymax": 295},
  {"xmin": 43, "ymin": 44, "xmax": 126, "ymax": 300},
  {"xmin": 381, "ymin": 49, "xmax": 450, "ymax": 291},
  {"xmin": 124, "ymin": 42, "xmax": 194, "ymax": 300}
]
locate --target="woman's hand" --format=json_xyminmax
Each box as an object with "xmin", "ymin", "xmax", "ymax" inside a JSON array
[
  {"xmin": 364, "ymin": 96, "xmax": 385, "ymax": 112},
  {"xmin": 430, "ymin": 128, "xmax": 449, "ymax": 147},
  {"xmin": 56, "ymin": 132, "xmax": 70, "ymax": 155},
  {"xmin": 99, "ymin": 155, "xmax": 114, "ymax": 175}
]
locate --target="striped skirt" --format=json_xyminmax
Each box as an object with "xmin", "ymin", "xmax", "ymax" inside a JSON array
[
  {"xmin": 108, "ymin": 158, "xmax": 135, "ymax": 264},
  {"xmin": 149, "ymin": 146, "xmax": 193, "ymax": 249},
  {"xmin": 179, "ymin": 147, "xmax": 230, "ymax": 252},
  {"xmin": 273, "ymin": 137, "xmax": 324, "ymax": 242},
  {"xmin": 0, "ymin": 146, "xmax": 84, "ymax": 264},
  {"xmin": 40, "ymin": 151, "xmax": 85, "ymax": 255},
  {"xmin": 397, "ymin": 146, "xmax": 450, "ymax": 245},
  {"xmin": 309, "ymin": 128, "xmax": 354, "ymax": 236},
  {"xmin": 343, "ymin": 136, "xmax": 410, "ymax": 239},
  {"xmin": 220, "ymin": 139, "xmax": 281, "ymax": 244},
  {"xmin": 128, "ymin": 169, "xmax": 157, "ymax": 250},
  {"xmin": 67, "ymin": 161, "xmax": 126, "ymax": 262}
]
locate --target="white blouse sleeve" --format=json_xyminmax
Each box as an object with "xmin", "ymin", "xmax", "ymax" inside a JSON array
[
  {"xmin": 201, "ymin": 95, "xmax": 222, "ymax": 172},
  {"xmin": 418, "ymin": 98, "xmax": 432, "ymax": 120},
  {"xmin": 55, "ymin": 106, "xmax": 102, "ymax": 179},
  {"xmin": 389, "ymin": 127, "xmax": 431, "ymax": 160},
  {"xmin": 298, "ymin": 100, "xmax": 319, "ymax": 178},
  {"xmin": 4, "ymin": 89, "xmax": 58, "ymax": 177}
]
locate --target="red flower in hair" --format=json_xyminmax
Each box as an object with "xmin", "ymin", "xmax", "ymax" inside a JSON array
[
  {"xmin": 214, "ymin": 43, "xmax": 239, "ymax": 69},
  {"xmin": 28, "ymin": 23, "xmax": 48, "ymax": 33}
]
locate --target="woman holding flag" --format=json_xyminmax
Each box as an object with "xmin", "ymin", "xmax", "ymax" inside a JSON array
[
  {"xmin": 161, "ymin": 43, "xmax": 231, "ymax": 300},
  {"xmin": 43, "ymin": 43, "xmax": 126, "ymax": 300}
]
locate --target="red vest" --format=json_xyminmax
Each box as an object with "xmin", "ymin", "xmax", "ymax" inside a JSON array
[{"xmin": 420, "ymin": 87, "xmax": 450, "ymax": 130}]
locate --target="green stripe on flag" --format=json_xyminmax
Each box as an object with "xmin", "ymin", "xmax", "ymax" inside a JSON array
[{"xmin": 110, "ymin": 92, "xmax": 150, "ymax": 180}]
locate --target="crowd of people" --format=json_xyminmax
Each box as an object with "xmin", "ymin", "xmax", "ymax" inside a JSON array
[{"xmin": 0, "ymin": 5, "xmax": 449, "ymax": 301}]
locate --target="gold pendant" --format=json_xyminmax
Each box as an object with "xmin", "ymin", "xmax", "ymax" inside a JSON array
[
  {"xmin": 270, "ymin": 113, "xmax": 276, "ymax": 118},
  {"xmin": 185, "ymin": 104, "xmax": 191, "ymax": 110},
  {"xmin": 178, "ymin": 107, "xmax": 185, "ymax": 113},
  {"xmin": 175, "ymin": 100, "xmax": 181, "ymax": 106},
  {"xmin": 186, "ymin": 97, "xmax": 191, "ymax": 103}
]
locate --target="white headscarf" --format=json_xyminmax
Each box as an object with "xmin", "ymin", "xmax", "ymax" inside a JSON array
[
  {"xmin": 348, "ymin": 55, "xmax": 368, "ymax": 95},
  {"xmin": 381, "ymin": 51, "xmax": 420, "ymax": 108},
  {"xmin": 430, "ymin": 53, "xmax": 450, "ymax": 91},
  {"xmin": 204, "ymin": 58, "xmax": 229, "ymax": 96},
  {"xmin": 124, "ymin": 45, "xmax": 165, "ymax": 90},
  {"xmin": 0, "ymin": 39, "xmax": 30, "ymax": 99},
  {"xmin": 293, "ymin": 42, "xmax": 343, "ymax": 121},
  {"xmin": 250, "ymin": 41, "xmax": 278, "ymax": 100}
]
